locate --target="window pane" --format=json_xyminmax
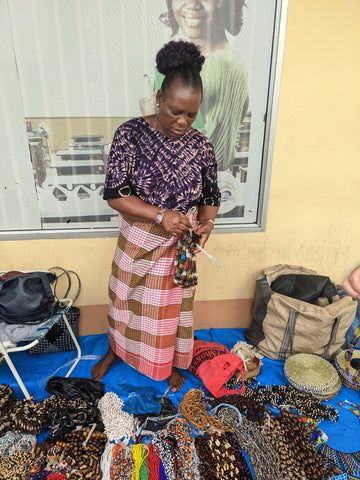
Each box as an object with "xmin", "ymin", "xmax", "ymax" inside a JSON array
[{"xmin": 1, "ymin": 0, "xmax": 286, "ymax": 236}]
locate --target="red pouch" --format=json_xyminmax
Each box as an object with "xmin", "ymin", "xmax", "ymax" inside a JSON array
[
  {"xmin": 189, "ymin": 340, "xmax": 230, "ymax": 377},
  {"xmin": 196, "ymin": 353, "xmax": 245, "ymax": 397}
]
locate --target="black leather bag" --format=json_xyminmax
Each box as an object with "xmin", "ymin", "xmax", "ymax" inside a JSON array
[
  {"xmin": 0, "ymin": 271, "xmax": 57, "ymax": 324},
  {"xmin": 27, "ymin": 267, "xmax": 82, "ymax": 354}
]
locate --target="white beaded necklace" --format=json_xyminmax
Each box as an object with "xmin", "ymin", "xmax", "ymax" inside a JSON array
[{"xmin": 98, "ymin": 392, "xmax": 136, "ymax": 444}]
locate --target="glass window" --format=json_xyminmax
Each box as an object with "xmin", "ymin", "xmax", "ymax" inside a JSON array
[{"xmin": 0, "ymin": 0, "xmax": 288, "ymax": 238}]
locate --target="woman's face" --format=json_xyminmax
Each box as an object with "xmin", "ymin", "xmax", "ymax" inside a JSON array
[
  {"xmin": 156, "ymin": 80, "xmax": 201, "ymax": 140},
  {"xmin": 172, "ymin": 0, "xmax": 221, "ymax": 40}
]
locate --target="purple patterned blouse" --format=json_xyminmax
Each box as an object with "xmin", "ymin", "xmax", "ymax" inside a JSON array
[{"xmin": 103, "ymin": 117, "xmax": 221, "ymax": 214}]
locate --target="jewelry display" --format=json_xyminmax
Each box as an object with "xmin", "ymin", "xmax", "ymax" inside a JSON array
[
  {"xmin": 0, "ymin": 430, "xmax": 36, "ymax": 456},
  {"xmin": 9, "ymin": 397, "xmax": 48, "ymax": 434},
  {"xmin": 146, "ymin": 442, "xmax": 161, "ymax": 479},
  {"xmin": 262, "ymin": 408, "xmax": 334, "ymax": 480},
  {"xmin": 0, "ymin": 449, "xmax": 36, "ymax": 479},
  {"xmin": 195, "ymin": 430, "xmax": 252, "ymax": 480},
  {"xmin": 316, "ymin": 442, "xmax": 360, "ymax": 479},
  {"xmin": 243, "ymin": 384, "xmax": 339, "ymax": 422},
  {"xmin": 208, "ymin": 393, "xmax": 267, "ymax": 424},
  {"xmin": 0, "ymin": 377, "xmax": 357, "ymax": 479},
  {"xmin": 132, "ymin": 443, "xmax": 149, "ymax": 479},
  {"xmin": 178, "ymin": 388, "xmax": 231, "ymax": 431},
  {"xmin": 172, "ymin": 417, "xmax": 196, "ymax": 480},
  {"xmin": 152, "ymin": 430, "xmax": 177, "ymax": 480},
  {"xmin": 109, "ymin": 444, "xmax": 134, "ymax": 480},
  {"xmin": 217, "ymin": 406, "xmax": 283, "ymax": 480},
  {"xmin": 98, "ymin": 392, "xmax": 137, "ymax": 444},
  {"xmin": 338, "ymin": 399, "xmax": 360, "ymax": 421}
]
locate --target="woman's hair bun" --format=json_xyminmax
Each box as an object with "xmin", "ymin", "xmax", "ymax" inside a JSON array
[{"xmin": 156, "ymin": 41, "xmax": 205, "ymax": 75}]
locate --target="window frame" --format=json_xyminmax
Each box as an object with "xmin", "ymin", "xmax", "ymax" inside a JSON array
[{"xmin": 0, "ymin": 0, "xmax": 288, "ymax": 241}]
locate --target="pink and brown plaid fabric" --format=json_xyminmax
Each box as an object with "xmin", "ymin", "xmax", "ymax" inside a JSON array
[{"xmin": 107, "ymin": 215, "xmax": 195, "ymax": 381}]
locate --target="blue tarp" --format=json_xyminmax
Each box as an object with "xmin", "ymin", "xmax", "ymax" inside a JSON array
[{"xmin": 1, "ymin": 328, "xmax": 360, "ymax": 455}]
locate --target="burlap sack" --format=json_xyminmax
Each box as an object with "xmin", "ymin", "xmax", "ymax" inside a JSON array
[{"xmin": 244, "ymin": 264, "xmax": 357, "ymax": 361}]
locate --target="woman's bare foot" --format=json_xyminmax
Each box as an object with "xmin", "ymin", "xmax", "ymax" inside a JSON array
[
  {"xmin": 167, "ymin": 367, "xmax": 185, "ymax": 392},
  {"xmin": 91, "ymin": 347, "xmax": 119, "ymax": 381}
]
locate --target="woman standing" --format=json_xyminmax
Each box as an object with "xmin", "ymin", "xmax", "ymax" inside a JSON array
[{"xmin": 92, "ymin": 41, "xmax": 220, "ymax": 392}]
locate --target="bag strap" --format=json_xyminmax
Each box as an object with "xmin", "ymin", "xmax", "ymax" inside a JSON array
[
  {"xmin": 38, "ymin": 272, "xmax": 56, "ymax": 318},
  {"xmin": 323, "ymin": 316, "xmax": 340, "ymax": 360},
  {"xmin": 49, "ymin": 266, "xmax": 81, "ymax": 304},
  {"xmin": 278, "ymin": 309, "xmax": 298, "ymax": 361}
]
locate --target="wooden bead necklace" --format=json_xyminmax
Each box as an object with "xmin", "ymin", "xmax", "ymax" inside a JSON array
[
  {"xmin": 217, "ymin": 406, "xmax": 282, "ymax": 480},
  {"xmin": 195, "ymin": 431, "xmax": 251, "ymax": 480},
  {"xmin": 208, "ymin": 394, "xmax": 267, "ymax": 424},
  {"xmin": 262, "ymin": 408, "xmax": 334, "ymax": 480},
  {"xmin": 244, "ymin": 384, "xmax": 339, "ymax": 422},
  {"xmin": 178, "ymin": 389, "xmax": 231, "ymax": 432},
  {"xmin": 0, "ymin": 449, "xmax": 35, "ymax": 480}
]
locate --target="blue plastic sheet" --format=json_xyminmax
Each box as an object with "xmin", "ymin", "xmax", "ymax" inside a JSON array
[{"xmin": 1, "ymin": 328, "xmax": 360, "ymax": 455}]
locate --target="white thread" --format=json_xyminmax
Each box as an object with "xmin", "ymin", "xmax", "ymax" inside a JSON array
[
  {"xmin": 100, "ymin": 441, "xmax": 114, "ymax": 480},
  {"xmin": 195, "ymin": 244, "xmax": 223, "ymax": 267},
  {"xmin": 38, "ymin": 354, "xmax": 100, "ymax": 387}
]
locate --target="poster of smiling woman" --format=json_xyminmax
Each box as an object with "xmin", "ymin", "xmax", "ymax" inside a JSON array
[{"xmin": 0, "ymin": 0, "xmax": 286, "ymax": 234}]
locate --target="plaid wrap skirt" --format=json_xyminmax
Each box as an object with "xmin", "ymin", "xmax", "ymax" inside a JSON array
[{"xmin": 107, "ymin": 215, "xmax": 196, "ymax": 381}]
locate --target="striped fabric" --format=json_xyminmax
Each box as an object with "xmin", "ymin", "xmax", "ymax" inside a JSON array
[{"xmin": 107, "ymin": 215, "xmax": 196, "ymax": 381}]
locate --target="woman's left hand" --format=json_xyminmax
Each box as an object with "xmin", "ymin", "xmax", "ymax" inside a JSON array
[{"xmin": 193, "ymin": 221, "xmax": 214, "ymax": 253}]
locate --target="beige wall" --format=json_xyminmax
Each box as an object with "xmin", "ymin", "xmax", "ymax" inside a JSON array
[{"xmin": 1, "ymin": 0, "xmax": 360, "ymax": 325}]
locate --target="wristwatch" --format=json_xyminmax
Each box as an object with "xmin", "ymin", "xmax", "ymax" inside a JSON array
[{"xmin": 155, "ymin": 209, "xmax": 166, "ymax": 225}]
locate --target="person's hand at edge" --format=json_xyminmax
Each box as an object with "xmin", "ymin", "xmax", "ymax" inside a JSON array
[{"xmin": 343, "ymin": 265, "xmax": 360, "ymax": 299}]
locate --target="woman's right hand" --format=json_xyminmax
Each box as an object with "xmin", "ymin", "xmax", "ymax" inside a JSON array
[{"xmin": 162, "ymin": 210, "xmax": 191, "ymax": 237}]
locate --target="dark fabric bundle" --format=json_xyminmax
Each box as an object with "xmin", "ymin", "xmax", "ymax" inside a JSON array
[
  {"xmin": 45, "ymin": 376, "xmax": 105, "ymax": 402},
  {"xmin": 271, "ymin": 274, "xmax": 338, "ymax": 304}
]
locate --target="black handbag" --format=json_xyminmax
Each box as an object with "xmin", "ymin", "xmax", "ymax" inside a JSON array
[
  {"xmin": 0, "ymin": 271, "xmax": 57, "ymax": 324},
  {"xmin": 27, "ymin": 267, "xmax": 81, "ymax": 354}
]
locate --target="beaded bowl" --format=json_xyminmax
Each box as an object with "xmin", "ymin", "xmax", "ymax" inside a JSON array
[
  {"xmin": 284, "ymin": 353, "xmax": 341, "ymax": 400},
  {"xmin": 334, "ymin": 350, "xmax": 360, "ymax": 391}
]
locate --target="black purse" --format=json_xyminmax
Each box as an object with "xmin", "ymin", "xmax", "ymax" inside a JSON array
[
  {"xmin": 0, "ymin": 271, "xmax": 57, "ymax": 324},
  {"xmin": 27, "ymin": 267, "xmax": 81, "ymax": 354}
]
